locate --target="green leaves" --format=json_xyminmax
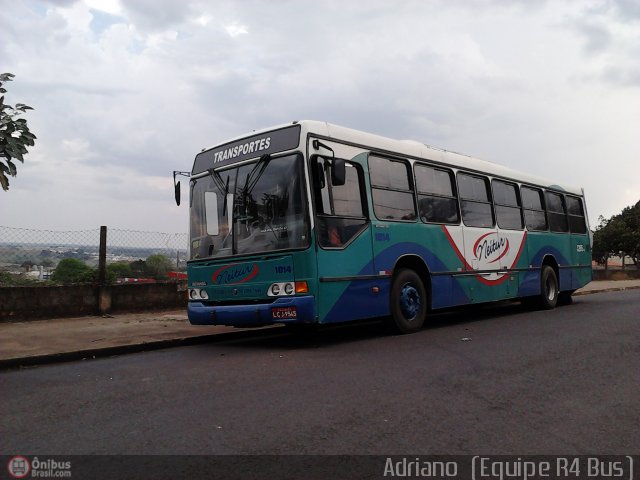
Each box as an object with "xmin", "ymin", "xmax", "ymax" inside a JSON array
[
  {"xmin": 593, "ymin": 201, "xmax": 640, "ymax": 266},
  {"xmin": 0, "ymin": 72, "xmax": 36, "ymax": 191}
]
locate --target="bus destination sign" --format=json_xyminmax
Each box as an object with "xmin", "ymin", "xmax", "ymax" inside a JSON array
[{"xmin": 192, "ymin": 124, "xmax": 301, "ymax": 174}]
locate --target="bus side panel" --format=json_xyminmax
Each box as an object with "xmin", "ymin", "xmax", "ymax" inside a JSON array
[
  {"xmin": 370, "ymin": 223, "xmax": 470, "ymax": 310},
  {"xmin": 518, "ymin": 232, "xmax": 572, "ymax": 297},
  {"xmin": 320, "ymin": 277, "xmax": 391, "ymax": 324},
  {"xmin": 441, "ymin": 225, "xmax": 529, "ymax": 306},
  {"xmin": 569, "ymin": 232, "xmax": 592, "ymax": 290},
  {"xmin": 321, "ymin": 227, "xmax": 472, "ymax": 321},
  {"xmin": 316, "ymin": 224, "xmax": 382, "ymax": 324}
]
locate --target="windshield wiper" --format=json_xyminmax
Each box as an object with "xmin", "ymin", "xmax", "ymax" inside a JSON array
[
  {"xmin": 207, "ymin": 167, "xmax": 230, "ymax": 215},
  {"xmin": 243, "ymin": 154, "xmax": 271, "ymax": 197},
  {"xmin": 244, "ymin": 154, "xmax": 287, "ymax": 245}
]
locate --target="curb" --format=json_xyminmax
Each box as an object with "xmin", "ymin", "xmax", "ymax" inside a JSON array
[
  {"xmin": 0, "ymin": 327, "xmax": 282, "ymax": 371},
  {"xmin": 574, "ymin": 285, "xmax": 640, "ymax": 296}
]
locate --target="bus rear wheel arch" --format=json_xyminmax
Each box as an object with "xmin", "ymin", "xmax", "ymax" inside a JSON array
[{"xmin": 387, "ymin": 268, "xmax": 428, "ymax": 334}]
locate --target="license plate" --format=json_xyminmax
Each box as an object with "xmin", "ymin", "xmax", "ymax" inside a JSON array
[{"xmin": 272, "ymin": 307, "xmax": 297, "ymax": 319}]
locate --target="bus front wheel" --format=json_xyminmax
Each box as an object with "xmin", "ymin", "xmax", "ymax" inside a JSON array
[
  {"xmin": 387, "ymin": 269, "xmax": 427, "ymax": 334},
  {"xmin": 538, "ymin": 265, "xmax": 559, "ymax": 309}
]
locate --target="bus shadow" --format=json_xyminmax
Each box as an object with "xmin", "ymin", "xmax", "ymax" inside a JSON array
[{"xmin": 214, "ymin": 299, "xmax": 553, "ymax": 351}]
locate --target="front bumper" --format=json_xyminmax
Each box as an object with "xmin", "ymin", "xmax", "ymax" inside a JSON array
[{"xmin": 188, "ymin": 295, "xmax": 316, "ymax": 326}]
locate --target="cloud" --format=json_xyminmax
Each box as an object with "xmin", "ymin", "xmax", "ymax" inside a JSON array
[
  {"xmin": 0, "ymin": 0, "xmax": 639, "ymax": 233},
  {"xmin": 118, "ymin": 0, "xmax": 195, "ymax": 32},
  {"xmin": 574, "ymin": 20, "xmax": 612, "ymax": 54}
]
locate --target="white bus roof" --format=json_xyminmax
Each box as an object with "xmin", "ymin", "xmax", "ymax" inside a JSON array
[{"xmin": 202, "ymin": 120, "xmax": 584, "ymax": 196}]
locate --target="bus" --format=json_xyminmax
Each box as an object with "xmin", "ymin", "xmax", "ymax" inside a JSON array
[{"xmin": 176, "ymin": 121, "xmax": 592, "ymax": 333}]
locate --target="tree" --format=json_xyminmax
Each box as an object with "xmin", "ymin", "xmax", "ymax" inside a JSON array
[
  {"xmin": 1, "ymin": 73, "xmax": 37, "ymax": 191},
  {"xmin": 40, "ymin": 259, "xmax": 55, "ymax": 268},
  {"xmin": 592, "ymin": 201, "xmax": 640, "ymax": 268},
  {"xmin": 107, "ymin": 262, "xmax": 133, "ymax": 278},
  {"xmin": 129, "ymin": 259, "xmax": 148, "ymax": 277},
  {"xmin": 617, "ymin": 201, "xmax": 640, "ymax": 266},
  {"xmin": 51, "ymin": 259, "xmax": 96, "ymax": 284},
  {"xmin": 107, "ymin": 262, "xmax": 133, "ymax": 280},
  {"xmin": 145, "ymin": 254, "xmax": 174, "ymax": 280}
]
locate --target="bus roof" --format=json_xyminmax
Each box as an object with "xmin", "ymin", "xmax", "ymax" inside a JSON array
[{"xmin": 199, "ymin": 120, "xmax": 584, "ymax": 196}]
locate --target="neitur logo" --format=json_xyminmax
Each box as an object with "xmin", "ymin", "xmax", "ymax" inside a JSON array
[
  {"xmin": 473, "ymin": 232, "xmax": 510, "ymax": 264},
  {"xmin": 212, "ymin": 264, "xmax": 259, "ymax": 285}
]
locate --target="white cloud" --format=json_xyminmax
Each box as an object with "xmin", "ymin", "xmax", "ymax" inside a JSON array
[
  {"xmin": 224, "ymin": 23, "xmax": 248, "ymax": 37},
  {"xmin": 85, "ymin": 0, "xmax": 122, "ymax": 16},
  {"xmin": 193, "ymin": 13, "xmax": 212, "ymax": 27}
]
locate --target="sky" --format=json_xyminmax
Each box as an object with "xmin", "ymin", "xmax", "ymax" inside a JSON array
[{"xmin": 1, "ymin": 0, "xmax": 638, "ymax": 234}]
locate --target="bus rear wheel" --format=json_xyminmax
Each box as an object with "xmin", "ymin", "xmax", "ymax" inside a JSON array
[
  {"xmin": 538, "ymin": 265, "xmax": 559, "ymax": 310},
  {"xmin": 387, "ymin": 269, "xmax": 427, "ymax": 334}
]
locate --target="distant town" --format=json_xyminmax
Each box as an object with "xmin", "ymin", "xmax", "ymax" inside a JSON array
[{"xmin": 0, "ymin": 242, "xmax": 187, "ymax": 283}]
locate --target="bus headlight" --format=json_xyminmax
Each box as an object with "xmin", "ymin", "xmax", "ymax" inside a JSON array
[
  {"xmin": 189, "ymin": 288, "xmax": 209, "ymax": 300},
  {"xmin": 268, "ymin": 282, "xmax": 295, "ymax": 297}
]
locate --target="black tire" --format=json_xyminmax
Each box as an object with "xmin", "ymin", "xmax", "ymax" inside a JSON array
[
  {"xmin": 387, "ymin": 269, "xmax": 427, "ymax": 334},
  {"xmin": 538, "ymin": 265, "xmax": 559, "ymax": 309},
  {"xmin": 558, "ymin": 290, "xmax": 574, "ymax": 306}
]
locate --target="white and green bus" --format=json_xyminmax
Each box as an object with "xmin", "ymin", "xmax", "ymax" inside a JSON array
[{"xmin": 178, "ymin": 121, "xmax": 592, "ymax": 333}]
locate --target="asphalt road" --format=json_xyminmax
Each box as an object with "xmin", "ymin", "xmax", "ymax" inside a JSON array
[{"xmin": 1, "ymin": 290, "xmax": 639, "ymax": 455}]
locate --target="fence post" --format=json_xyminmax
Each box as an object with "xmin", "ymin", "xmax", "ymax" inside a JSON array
[
  {"xmin": 97, "ymin": 226, "xmax": 111, "ymax": 315},
  {"xmin": 98, "ymin": 226, "xmax": 107, "ymax": 285}
]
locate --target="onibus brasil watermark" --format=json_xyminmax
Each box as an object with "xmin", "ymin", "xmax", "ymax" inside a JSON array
[
  {"xmin": 7, "ymin": 457, "xmax": 71, "ymax": 479},
  {"xmin": 383, "ymin": 456, "xmax": 635, "ymax": 479}
]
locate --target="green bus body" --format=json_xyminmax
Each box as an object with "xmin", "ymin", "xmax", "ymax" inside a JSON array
[{"xmin": 186, "ymin": 121, "xmax": 591, "ymax": 331}]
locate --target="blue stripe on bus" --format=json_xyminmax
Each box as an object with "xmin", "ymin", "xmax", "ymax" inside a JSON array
[{"xmin": 323, "ymin": 242, "xmax": 469, "ymax": 323}]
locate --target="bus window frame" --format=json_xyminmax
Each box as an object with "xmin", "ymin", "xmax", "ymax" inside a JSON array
[
  {"xmin": 368, "ymin": 154, "xmax": 418, "ymax": 223},
  {"xmin": 311, "ymin": 155, "xmax": 370, "ymax": 250},
  {"xmin": 564, "ymin": 194, "xmax": 588, "ymax": 235},
  {"xmin": 520, "ymin": 184, "xmax": 549, "ymax": 232},
  {"xmin": 545, "ymin": 190, "xmax": 570, "ymax": 233},
  {"xmin": 414, "ymin": 162, "xmax": 461, "ymax": 226},
  {"xmin": 491, "ymin": 178, "xmax": 524, "ymax": 231},
  {"xmin": 457, "ymin": 171, "xmax": 495, "ymax": 228}
]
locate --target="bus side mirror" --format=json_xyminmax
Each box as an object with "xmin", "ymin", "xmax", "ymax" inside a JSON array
[
  {"xmin": 173, "ymin": 170, "xmax": 190, "ymax": 206},
  {"xmin": 175, "ymin": 181, "xmax": 181, "ymax": 206},
  {"xmin": 331, "ymin": 159, "xmax": 346, "ymax": 186}
]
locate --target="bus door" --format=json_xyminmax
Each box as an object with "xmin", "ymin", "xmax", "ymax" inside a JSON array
[
  {"xmin": 311, "ymin": 152, "xmax": 377, "ymax": 323},
  {"xmin": 492, "ymin": 180, "xmax": 528, "ymax": 298},
  {"xmin": 457, "ymin": 173, "xmax": 500, "ymax": 303},
  {"xmin": 367, "ymin": 153, "xmax": 426, "ymax": 296}
]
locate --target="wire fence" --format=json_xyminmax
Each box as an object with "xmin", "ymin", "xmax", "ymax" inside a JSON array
[{"xmin": 0, "ymin": 226, "xmax": 188, "ymax": 286}]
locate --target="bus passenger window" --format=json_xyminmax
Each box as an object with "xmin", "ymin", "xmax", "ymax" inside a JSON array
[
  {"xmin": 369, "ymin": 155, "xmax": 416, "ymax": 221},
  {"xmin": 458, "ymin": 173, "xmax": 494, "ymax": 228},
  {"xmin": 565, "ymin": 195, "xmax": 587, "ymax": 234},
  {"xmin": 521, "ymin": 186, "xmax": 548, "ymax": 231},
  {"xmin": 545, "ymin": 191, "xmax": 569, "ymax": 233},
  {"xmin": 415, "ymin": 164, "xmax": 459, "ymax": 224},
  {"xmin": 492, "ymin": 180, "xmax": 523, "ymax": 230}
]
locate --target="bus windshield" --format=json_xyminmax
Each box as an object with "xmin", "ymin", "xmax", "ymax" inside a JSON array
[{"xmin": 189, "ymin": 153, "xmax": 309, "ymax": 260}]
